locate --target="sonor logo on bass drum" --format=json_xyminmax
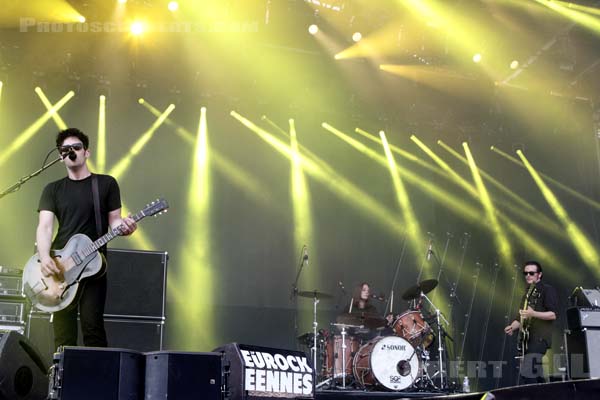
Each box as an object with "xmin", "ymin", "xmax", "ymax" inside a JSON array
[
  {"xmin": 381, "ymin": 344, "xmax": 406, "ymax": 351},
  {"xmin": 389, "ymin": 375, "xmax": 403, "ymax": 383}
]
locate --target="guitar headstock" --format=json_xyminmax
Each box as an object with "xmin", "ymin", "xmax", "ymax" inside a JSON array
[{"xmin": 141, "ymin": 198, "xmax": 169, "ymax": 217}]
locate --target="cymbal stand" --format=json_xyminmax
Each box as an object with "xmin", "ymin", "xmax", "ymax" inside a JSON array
[
  {"xmin": 310, "ymin": 292, "xmax": 320, "ymax": 381},
  {"xmin": 421, "ymin": 291, "xmax": 449, "ymax": 389}
]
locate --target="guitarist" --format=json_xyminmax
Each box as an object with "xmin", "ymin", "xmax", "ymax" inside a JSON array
[
  {"xmin": 503, "ymin": 261, "xmax": 558, "ymax": 384},
  {"xmin": 36, "ymin": 128, "xmax": 137, "ymax": 350}
]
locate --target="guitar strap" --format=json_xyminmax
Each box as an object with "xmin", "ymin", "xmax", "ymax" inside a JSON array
[{"xmin": 91, "ymin": 174, "xmax": 103, "ymax": 238}]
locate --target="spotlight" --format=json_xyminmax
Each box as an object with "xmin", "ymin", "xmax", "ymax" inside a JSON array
[
  {"xmin": 118, "ymin": 0, "xmax": 127, "ymax": 4},
  {"xmin": 352, "ymin": 32, "xmax": 362, "ymax": 42},
  {"xmin": 510, "ymin": 60, "xmax": 519, "ymax": 69},
  {"xmin": 308, "ymin": 24, "xmax": 319, "ymax": 35},
  {"xmin": 472, "ymin": 53, "xmax": 482, "ymax": 63},
  {"xmin": 78, "ymin": 16, "xmax": 86, "ymax": 23},
  {"xmin": 168, "ymin": 1, "xmax": 179, "ymax": 12},
  {"xmin": 130, "ymin": 21, "xmax": 144, "ymax": 35}
]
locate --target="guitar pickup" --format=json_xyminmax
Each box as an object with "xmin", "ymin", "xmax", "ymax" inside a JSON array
[{"xmin": 23, "ymin": 279, "xmax": 48, "ymax": 302}]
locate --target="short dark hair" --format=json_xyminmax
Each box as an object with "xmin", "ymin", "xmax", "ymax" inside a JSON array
[
  {"xmin": 56, "ymin": 128, "xmax": 89, "ymax": 149},
  {"xmin": 523, "ymin": 260, "xmax": 542, "ymax": 274}
]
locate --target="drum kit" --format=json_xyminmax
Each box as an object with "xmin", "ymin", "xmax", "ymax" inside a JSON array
[{"xmin": 297, "ymin": 279, "xmax": 452, "ymax": 393}]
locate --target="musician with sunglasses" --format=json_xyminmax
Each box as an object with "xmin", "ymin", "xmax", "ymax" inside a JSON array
[
  {"xmin": 36, "ymin": 128, "xmax": 137, "ymax": 350},
  {"xmin": 504, "ymin": 261, "xmax": 558, "ymax": 384}
]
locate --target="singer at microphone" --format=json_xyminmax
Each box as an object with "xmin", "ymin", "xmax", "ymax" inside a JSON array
[{"xmin": 37, "ymin": 128, "xmax": 139, "ymax": 352}]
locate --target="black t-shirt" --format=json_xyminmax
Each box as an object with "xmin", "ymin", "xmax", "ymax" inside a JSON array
[
  {"xmin": 38, "ymin": 174, "xmax": 121, "ymax": 253},
  {"xmin": 515, "ymin": 281, "xmax": 559, "ymax": 345}
]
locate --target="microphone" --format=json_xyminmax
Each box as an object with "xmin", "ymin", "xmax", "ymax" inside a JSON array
[
  {"xmin": 302, "ymin": 246, "xmax": 308, "ymax": 266},
  {"xmin": 59, "ymin": 145, "xmax": 77, "ymax": 161},
  {"xmin": 426, "ymin": 241, "xmax": 433, "ymax": 261}
]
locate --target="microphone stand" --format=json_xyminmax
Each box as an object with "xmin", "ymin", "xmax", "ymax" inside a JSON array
[
  {"xmin": 384, "ymin": 234, "xmax": 408, "ymax": 318},
  {"xmin": 421, "ymin": 291, "xmax": 450, "ymax": 389},
  {"xmin": 0, "ymin": 153, "xmax": 64, "ymax": 200},
  {"xmin": 290, "ymin": 246, "xmax": 307, "ymax": 351}
]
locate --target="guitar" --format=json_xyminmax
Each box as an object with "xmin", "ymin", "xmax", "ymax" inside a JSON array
[
  {"xmin": 516, "ymin": 283, "xmax": 539, "ymax": 358},
  {"xmin": 22, "ymin": 198, "xmax": 168, "ymax": 313}
]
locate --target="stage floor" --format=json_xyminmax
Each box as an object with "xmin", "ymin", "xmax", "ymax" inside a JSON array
[{"xmin": 315, "ymin": 378, "xmax": 600, "ymax": 400}]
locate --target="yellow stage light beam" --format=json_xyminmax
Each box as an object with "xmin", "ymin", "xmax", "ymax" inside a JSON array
[
  {"xmin": 337, "ymin": 125, "xmax": 566, "ymax": 274},
  {"xmin": 380, "ymin": 131, "xmax": 427, "ymax": 260},
  {"xmin": 97, "ymin": 95, "xmax": 106, "ymax": 174},
  {"xmin": 34, "ymin": 87, "xmax": 68, "ymax": 130},
  {"xmin": 491, "ymin": 146, "xmax": 600, "ymax": 211},
  {"xmin": 556, "ymin": 1, "xmax": 600, "ymax": 16},
  {"xmin": 323, "ymin": 123, "xmax": 482, "ymax": 224},
  {"xmin": 139, "ymin": 99, "xmax": 272, "ymax": 208},
  {"xmin": 517, "ymin": 150, "xmax": 600, "ymax": 269},
  {"xmin": 436, "ymin": 140, "xmax": 566, "ymax": 239},
  {"xmin": 534, "ymin": 0, "xmax": 600, "ymax": 35},
  {"xmin": 289, "ymin": 119, "xmax": 317, "ymax": 331},
  {"xmin": 411, "ymin": 135, "xmax": 478, "ymax": 196},
  {"xmin": 175, "ymin": 106, "xmax": 215, "ymax": 350},
  {"xmin": 464, "ymin": 142, "xmax": 513, "ymax": 267},
  {"xmin": 380, "ymin": 65, "xmax": 479, "ymax": 98},
  {"xmin": 355, "ymin": 128, "xmax": 434, "ymax": 168},
  {"xmin": 0, "ymin": 90, "xmax": 74, "ymax": 167},
  {"xmin": 109, "ymin": 104, "xmax": 175, "ymax": 180},
  {"xmin": 0, "ymin": 81, "xmax": 3, "ymax": 107},
  {"xmin": 264, "ymin": 116, "xmax": 349, "ymax": 180},
  {"xmin": 1, "ymin": 1, "xmax": 83, "ymax": 27},
  {"xmin": 289, "ymin": 119, "xmax": 314, "ymax": 266},
  {"xmin": 231, "ymin": 112, "xmax": 405, "ymax": 239}
]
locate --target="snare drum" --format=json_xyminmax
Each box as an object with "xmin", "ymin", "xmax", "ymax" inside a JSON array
[
  {"xmin": 392, "ymin": 310, "xmax": 433, "ymax": 348},
  {"xmin": 323, "ymin": 334, "xmax": 360, "ymax": 378},
  {"xmin": 352, "ymin": 336, "xmax": 420, "ymax": 391}
]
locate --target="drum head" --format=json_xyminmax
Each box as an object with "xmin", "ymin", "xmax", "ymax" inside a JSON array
[{"xmin": 369, "ymin": 336, "xmax": 419, "ymax": 390}]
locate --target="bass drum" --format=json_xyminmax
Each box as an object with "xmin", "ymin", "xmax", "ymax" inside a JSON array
[{"xmin": 353, "ymin": 336, "xmax": 420, "ymax": 391}]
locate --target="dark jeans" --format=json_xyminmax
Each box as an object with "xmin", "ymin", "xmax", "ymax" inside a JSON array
[
  {"xmin": 53, "ymin": 273, "xmax": 107, "ymax": 349},
  {"xmin": 519, "ymin": 336, "xmax": 549, "ymax": 385}
]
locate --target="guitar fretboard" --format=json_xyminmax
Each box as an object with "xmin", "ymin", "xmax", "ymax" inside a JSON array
[{"xmin": 79, "ymin": 211, "xmax": 146, "ymax": 259}]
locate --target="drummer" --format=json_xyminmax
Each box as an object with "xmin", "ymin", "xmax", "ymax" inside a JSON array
[
  {"xmin": 348, "ymin": 282, "xmax": 378, "ymax": 314},
  {"xmin": 345, "ymin": 282, "xmax": 395, "ymax": 338}
]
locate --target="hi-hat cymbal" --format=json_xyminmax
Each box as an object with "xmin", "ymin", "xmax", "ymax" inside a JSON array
[
  {"xmin": 298, "ymin": 290, "xmax": 333, "ymax": 299},
  {"xmin": 401, "ymin": 279, "xmax": 439, "ymax": 300}
]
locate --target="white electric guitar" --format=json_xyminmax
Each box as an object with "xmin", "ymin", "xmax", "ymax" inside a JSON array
[{"xmin": 22, "ymin": 198, "xmax": 168, "ymax": 313}]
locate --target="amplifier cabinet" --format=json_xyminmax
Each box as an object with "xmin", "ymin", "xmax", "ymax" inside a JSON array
[
  {"xmin": 567, "ymin": 307, "xmax": 600, "ymax": 330},
  {"xmin": 27, "ymin": 313, "xmax": 164, "ymax": 365},
  {"xmin": 48, "ymin": 346, "xmax": 145, "ymax": 400},
  {"xmin": 105, "ymin": 248, "xmax": 168, "ymax": 319},
  {"xmin": 0, "ymin": 274, "xmax": 24, "ymax": 298},
  {"xmin": 567, "ymin": 328, "xmax": 600, "ymax": 379},
  {"xmin": 0, "ymin": 299, "xmax": 26, "ymax": 324}
]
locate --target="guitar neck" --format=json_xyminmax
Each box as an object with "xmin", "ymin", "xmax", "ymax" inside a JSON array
[{"xmin": 81, "ymin": 211, "xmax": 146, "ymax": 258}]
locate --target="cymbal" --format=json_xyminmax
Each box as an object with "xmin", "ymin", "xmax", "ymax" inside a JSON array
[
  {"xmin": 298, "ymin": 290, "xmax": 333, "ymax": 299},
  {"xmin": 401, "ymin": 279, "xmax": 439, "ymax": 300},
  {"xmin": 336, "ymin": 313, "xmax": 387, "ymax": 329}
]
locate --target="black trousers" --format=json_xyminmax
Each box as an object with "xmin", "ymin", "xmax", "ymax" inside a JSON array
[
  {"xmin": 519, "ymin": 336, "xmax": 549, "ymax": 385},
  {"xmin": 53, "ymin": 273, "xmax": 108, "ymax": 349}
]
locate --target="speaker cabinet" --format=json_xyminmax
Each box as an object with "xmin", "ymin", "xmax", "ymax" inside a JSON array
[
  {"xmin": 106, "ymin": 248, "xmax": 168, "ymax": 318},
  {"xmin": 50, "ymin": 347, "xmax": 144, "ymax": 400},
  {"xmin": 144, "ymin": 351, "xmax": 222, "ymax": 399},
  {"xmin": 27, "ymin": 314, "xmax": 164, "ymax": 366},
  {"xmin": 567, "ymin": 328, "xmax": 600, "ymax": 379},
  {"xmin": 0, "ymin": 330, "xmax": 48, "ymax": 400}
]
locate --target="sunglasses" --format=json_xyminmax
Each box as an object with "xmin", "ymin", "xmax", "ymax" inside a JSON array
[
  {"xmin": 58, "ymin": 143, "xmax": 84, "ymax": 153},
  {"xmin": 523, "ymin": 271, "xmax": 538, "ymax": 276}
]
